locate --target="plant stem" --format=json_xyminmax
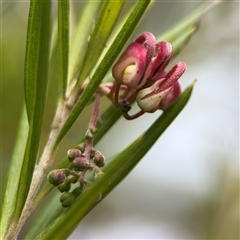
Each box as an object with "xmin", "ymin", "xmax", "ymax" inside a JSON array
[{"xmin": 6, "ymin": 98, "xmax": 74, "ymax": 239}]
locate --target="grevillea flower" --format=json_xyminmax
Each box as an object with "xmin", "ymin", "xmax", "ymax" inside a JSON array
[
  {"xmin": 112, "ymin": 32, "xmax": 156, "ymax": 89},
  {"xmin": 137, "ymin": 62, "xmax": 186, "ymax": 112},
  {"xmin": 111, "ymin": 32, "xmax": 187, "ymax": 118}
]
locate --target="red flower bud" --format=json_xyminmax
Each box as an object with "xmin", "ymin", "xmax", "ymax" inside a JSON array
[
  {"xmin": 136, "ymin": 62, "xmax": 186, "ymax": 112},
  {"xmin": 112, "ymin": 42, "xmax": 147, "ymax": 89}
]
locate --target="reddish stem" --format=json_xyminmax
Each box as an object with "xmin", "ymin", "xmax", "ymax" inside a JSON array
[
  {"xmin": 122, "ymin": 109, "xmax": 145, "ymax": 120},
  {"xmin": 84, "ymin": 93, "xmax": 100, "ymax": 159}
]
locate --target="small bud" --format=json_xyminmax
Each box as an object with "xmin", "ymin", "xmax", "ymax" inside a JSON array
[
  {"xmin": 67, "ymin": 149, "xmax": 81, "ymax": 162},
  {"xmin": 47, "ymin": 169, "xmax": 66, "ymax": 186},
  {"xmin": 89, "ymin": 124, "xmax": 98, "ymax": 135},
  {"xmin": 77, "ymin": 142, "xmax": 86, "ymax": 152},
  {"xmin": 90, "ymin": 148, "xmax": 96, "ymax": 158},
  {"xmin": 72, "ymin": 186, "xmax": 82, "ymax": 197},
  {"xmin": 57, "ymin": 175, "xmax": 79, "ymax": 192},
  {"xmin": 68, "ymin": 175, "xmax": 79, "ymax": 184},
  {"xmin": 136, "ymin": 62, "xmax": 186, "ymax": 113},
  {"xmin": 58, "ymin": 181, "xmax": 71, "ymax": 192},
  {"xmin": 85, "ymin": 129, "xmax": 93, "ymax": 140},
  {"xmin": 73, "ymin": 156, "xmax": 89, "ymax": 171},
  {"xmin": 60, "ymin": 192, "xmax": 75, "ymax": 207},
  {"xmin": 93, "ymin": 151, "xmax": 105, "ymax": 167},
  {"xmin": 60, "ymin": 187, "xmax": 82, "ymax": 208}
]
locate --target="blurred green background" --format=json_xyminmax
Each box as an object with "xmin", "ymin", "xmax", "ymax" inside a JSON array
[{"xmin": 1, "ymin": 1, "xmax": 239, "ymax": 239}]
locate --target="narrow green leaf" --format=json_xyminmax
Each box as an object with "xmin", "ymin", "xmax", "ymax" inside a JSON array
[
  {"xmin": 171, "ymin": 25, "xmax": 198, "ymax": 59},
  {"xmin": 0, "ymin": 107, "xmax": 29, "ymax": 238},
  {"xmin": 36, "ymin": 82, "xmax": 194, "ymax": 240},
  {"xmin": 12, "ymin": 0, "xmax": 51, "ymax": 222},
  {"xmin": 76, "ymin": 0, "xmax": 125, "ymax": 86},
  {"xmin": 55, "ymin": 0, "xmax": 151, "ymax": 148},
  {"xmin": 58, "ymin": 0, "xmax": 69, "ymax": 100},
  {"xmin": 23, "ymin": 192, "xmax": 63, "ymax": 240},
  {"xmin": 157, "ymin": 2, "xmax": 221, "ymax": 43},
  {"xmin": 68, "ymin": 2, "xmax": 102, "ymax": 84},
  {"xmin": 24, "ymin": 1, "xmax": 41, "ymax": 122}
]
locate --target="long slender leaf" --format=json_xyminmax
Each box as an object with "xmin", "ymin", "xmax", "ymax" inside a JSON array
[
  {"xmin": 0, "ymin": 107, "xmax": 29, "ymax": 238},
  {"xmin": 157, "ymin": 1, "xmax": 221, "ymax": 43},
  {"xmin": 24, "ymin": 1, "xmax": 41, "ymax": 122},
  {"xmin": 36, "ymin": 82, "xmax": 195, "ymax": 240},
  {"xmin": 156, "ymin": 3, "xmax": 221, "ymax": 60},
  {"xmin": 23, "ymin": 191, "xmax": 63, "ymax": 240},
  {"xmin": 55, "ymin": 0, "xmax": 151, "ymax": 148},
  {"xmin": 68, "ymin": 2, "xmax": 102, "ymax": 84},
  {"xmin": 58, "ymin": 0, "xmax": 69, "ymax": 100},
  {"xmin": 171, "ymin": 25, "xmax": 198, "ymax": 59},
  {"xmin": 11, "ymin": 0, "xmax": 51, "ymax": 223},
  {"xmin": 76, "ymin": 0, "xmax": 125, "ymax": 86}
]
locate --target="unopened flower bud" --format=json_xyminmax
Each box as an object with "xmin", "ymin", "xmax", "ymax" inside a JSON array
[
  {"xmin": 47, "ymin": 169, "xmax": 66, "ymax": 186},
  {"xmin": 67, "ymin": 149, "xmax": 81, "ymax": 162},
  {"xmin": 85, "ymin": 129, "xmax": 93, "ymax": 140},
  {"xmin": 73, "ymin": 156, "xmax": 89, "ymax": 171},
  {"xmin": 136, "ymin": 62, "xmax": 186, "ymax": 112},
  {"xmin": 89, "ymin": 124, "xmax": 98, "ymax": 135},
  {"xmin": 135, "ymin": 32, "xmax": 156, "ymax": 68},
  {"xmin": 60, "ymin": 192, "xmax": 75, "ymax": 207},
  {"xmin": 77, "ymin": 142, "xmax": 86, "ymax": 152},
  {"xmin": 68, "ymin": 175, "xmax": 79, "ymax": 184},
  {"xmin": 112, "ymin": 32, "xmax": 160, "ymax": 90},
  {"xmin": 136, "ymin": 79, "xmax": 164, "ymax": 113},
  {"xmin": 112, "ymin": 42, "xmax": 148, "ymax": 89},
  {"xmin": 57, "ymin": 175, "xmax": 79, "ymax": 192},
  {"xmin": 60, "ymin": 187, "xmax": 82, "ymax": 208},
  {"xmin": 58, "ymin": 181, "xmax": 71, "ymax": 192},
  {"xmin": 150, "ymin": 41, "xmax": 173, "ymax": 80},
  {"xmin": 93, "ymin": 151, "xmax": 105, "ymax": 167},
  {"xmin": 90, "ymin": 148, "xmax": 96, "ymax": 158},
  {"xmin": 158, "ymin": 80, "xmax": 182, "ymax": 110}
]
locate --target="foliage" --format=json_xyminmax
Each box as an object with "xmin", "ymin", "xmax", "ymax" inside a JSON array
[{"xmin": 0, "ymin": 1, "xmax": 222, "ymax": 239}]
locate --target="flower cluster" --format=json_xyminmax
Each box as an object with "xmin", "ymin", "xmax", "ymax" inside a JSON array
[
  {"xmin": 48, "ymin": 94, "xmax": 104, "ymax": 207},
  {"xmin": 48, "ymin": 134, "xmax": 105, "ymax": 207},
  {"xmin": 110, "ymin": 32, "xmax": 186, "ymax": 119}
]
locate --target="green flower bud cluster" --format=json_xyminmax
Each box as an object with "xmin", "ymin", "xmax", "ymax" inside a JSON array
[
  {"xmin": 47, "ymin": 126, "xmax": 105, "ymax": 208},
  {"xmin": 60, "ymin": 187, "xmax": 82, "ymax": 208},
  {"xmin": 47, "ymin": 169, "xmax": 81, "ymax": 207}
]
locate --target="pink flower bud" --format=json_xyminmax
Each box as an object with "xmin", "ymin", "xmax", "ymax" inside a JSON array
[
  {"xmin": 150, "ymin": 41, "xmax": 173, "ymax": 80},
  {"xmin": 136, "ymin": 62, "xmax": 186, "ymax": 113},
  {"xmin": 112, "ymin": 32, "xmax": 157, "ymax": 89},
  {"xmin": 135, "ymin": 32, "xmax": 156, "ymax": 68},
  {"xmin": 112, "ymin": 42, "xmax": 147, "ymax": 88},
  {"xmin": 159, "ymin": 80, "xmax": 182, "ymax": 110}
]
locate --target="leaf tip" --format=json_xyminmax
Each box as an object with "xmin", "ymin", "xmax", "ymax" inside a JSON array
[{"xmin": 192, "ymin": 79, "xmax": 197, "ymax": 87}]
